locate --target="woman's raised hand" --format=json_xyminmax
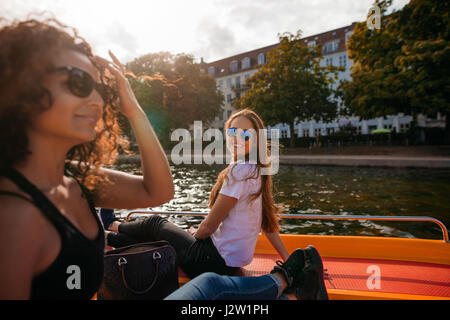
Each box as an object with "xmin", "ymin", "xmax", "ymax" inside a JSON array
[{"xmin": 92, "ymin": 50, "xmax": 143, "ymax": 119}]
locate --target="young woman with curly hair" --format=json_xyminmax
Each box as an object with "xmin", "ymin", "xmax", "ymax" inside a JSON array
[{"xmin": 0, "ymin": 18, "xmax": 174, "ymax": 299}]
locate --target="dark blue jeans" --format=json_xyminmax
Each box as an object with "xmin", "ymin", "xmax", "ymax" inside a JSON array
[{"xmin": 106, "ymin": 215, "xmax": 238, "ymax": 279}]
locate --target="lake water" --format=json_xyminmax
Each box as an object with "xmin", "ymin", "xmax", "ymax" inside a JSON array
[{"xmin": 114, "ymin": 163, "xmax": 450, "ymax": 241}]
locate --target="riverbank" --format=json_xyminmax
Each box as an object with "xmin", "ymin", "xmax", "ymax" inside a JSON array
[
  {"xmin": 279, "ymin": 154, "xmax": 450, "ymax": 168},
  {"xmin": 280, "ymin": 145, "xmax": 450, "ymax": 156},
  {"xmin": 118, "ymin": 151, "xmax": 450, "ymax": 169},
  {"xmin": 279, "ymin": 146, "xmax": 450, "ymax": 168}
]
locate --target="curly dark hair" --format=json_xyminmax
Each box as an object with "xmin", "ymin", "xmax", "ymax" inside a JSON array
[{"xmin": 0, "ymin": 17, "xmax": 129, "ymax": 190}]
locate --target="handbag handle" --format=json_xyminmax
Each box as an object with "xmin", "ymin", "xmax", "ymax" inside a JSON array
[{"xmin": 117, "ymin": 251, "xmax": 161, "ymax": 295}]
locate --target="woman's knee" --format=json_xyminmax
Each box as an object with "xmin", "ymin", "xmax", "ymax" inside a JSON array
[
  {"xmin": 192, "ymin": 272, "xmax": 231, "ymax": 289},
  {"xmin": 141, "ymin": 215, "xmax": 167, "ymax": 230},
  {"xmin": 164, "ymin": 272, "xmax": 224, "ymax": 300}
]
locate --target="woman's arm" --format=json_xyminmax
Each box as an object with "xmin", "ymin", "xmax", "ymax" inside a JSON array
[
  {"xmin": 91, "ymin": 52, "xmax": 174, "ymax": 209},
  {"xmin": 263, "ymin": 232, "xmax": 289, "ymax": 261},
  {"xmin": 194, "ymin": 194, "xmax": 237, "ymax": 239}
]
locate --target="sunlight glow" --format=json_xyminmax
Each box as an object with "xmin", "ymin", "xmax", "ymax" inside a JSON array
[{"xmin": 2, "ymin": 0, "xmax": 411, "ymax": 63}]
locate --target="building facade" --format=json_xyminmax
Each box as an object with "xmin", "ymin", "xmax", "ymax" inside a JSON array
[{"xmin": 200, "ymin": 22, "xmax": 418, "ymax": 138}]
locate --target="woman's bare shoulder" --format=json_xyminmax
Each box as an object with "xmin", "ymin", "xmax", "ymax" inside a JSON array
[
  {"xmin": 0, "ymin": 184, "xmax": 47, "ymax": 299},
  {"xmin": 0, "ymin": 178, "xmax": 46, "ymax": 247}
]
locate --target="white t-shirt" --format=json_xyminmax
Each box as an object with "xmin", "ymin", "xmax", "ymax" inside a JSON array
[{"xmin": 210, "ymin": 162, "xmax": 262, "ymax": 267}]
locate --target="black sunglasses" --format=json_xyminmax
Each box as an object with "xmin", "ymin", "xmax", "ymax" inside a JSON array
[{"xmin": 53, "ymin": 66, "xmax": 115, "ymax": 102}]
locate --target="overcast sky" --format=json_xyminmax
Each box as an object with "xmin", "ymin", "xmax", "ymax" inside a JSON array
[{"xmin": 1, "ymin": 0, "xmax": 409, "ymax": 64}]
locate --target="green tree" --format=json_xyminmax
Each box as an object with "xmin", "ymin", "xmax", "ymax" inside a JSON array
[
  {"xmin": 235, "ymin": 31, "xmax": 341, "ymax": 147},
  {"xmin": 125, "ymin": 52, "xmax": 224, "ymax": 146},
  {"xmin": 340, "ymin": 0, "xmax": 450, "ymax": 139}
]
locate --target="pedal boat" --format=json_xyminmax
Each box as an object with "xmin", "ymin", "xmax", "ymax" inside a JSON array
[{"xmin": 115, "ymin": 211, "xmax": 450, "ymax": 300}]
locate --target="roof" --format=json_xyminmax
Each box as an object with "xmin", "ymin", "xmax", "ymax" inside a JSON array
[{"xmin": 202, "ymin": 22, "xmax": 358, "ymax": 78}]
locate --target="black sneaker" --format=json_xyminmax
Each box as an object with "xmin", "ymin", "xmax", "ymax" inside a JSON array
[
  {"xmin": 298, "ymin": 245, "xmax": 328, "ymax": 300},
  {"xmin": 270, "ymin": 248, "xmax": 305, "ymax": 294}
]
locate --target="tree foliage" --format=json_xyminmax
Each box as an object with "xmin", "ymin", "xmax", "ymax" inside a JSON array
[
  {"xmin": 235, "ymin": 31, "xmax": 341, "ymax": 147},
  {"xmin": 124, "ymin": 52, "xmax": 224, "ymax": 145},
  {"xmin": 340, "ymin": 0, "xmax": 450, "ymax": 133}
]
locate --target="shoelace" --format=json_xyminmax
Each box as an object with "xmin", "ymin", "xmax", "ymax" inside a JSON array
[
  {"xmin": 275, "ymin": 260, "xmax": 284, "ymax": 267},
  {"xmin": 273, "ymin": 260, "xmax": 294, "ymax": 288}
]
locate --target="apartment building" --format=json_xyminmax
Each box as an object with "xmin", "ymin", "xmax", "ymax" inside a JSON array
[{"xmin": 200, "ymin": 22, "xmax": 416, "ymax": 138}]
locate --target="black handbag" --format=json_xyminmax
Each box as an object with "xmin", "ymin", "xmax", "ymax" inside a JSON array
[{"xmin": 97, "ymin": 241, "xmax": 179, "ymax": 300}]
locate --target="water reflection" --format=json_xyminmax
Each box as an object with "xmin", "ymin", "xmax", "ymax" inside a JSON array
[{"xmin": 115, "ymin": 163, "xmax": 450, "ymax": 240}]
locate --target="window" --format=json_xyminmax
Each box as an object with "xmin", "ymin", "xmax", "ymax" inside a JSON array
[
  {"xmin": 307, "ymin": 40, "xmax": 316, "ymax": 47},
  {"xmin": 281, "ymin": 130, "xmax": 288, "ymax": 139},
  {"xmin": 303, "ymin": 129, "xmax": 310, "ymax": 137},
  {"xmin": 242, "ymin": 57, "xmax": 250, "ymax": 69},
  {"xmin": 235, "ymin": 76, "xmax": 240, "ymax": 88},
  {"xmin": 345, "ymin": 31, "xmax": 353, "ymax": 44},
  {"xmin": 226, "ymin": 94, "xmax": 232, "ymax": 104},
  {"xmin": 339, "ymin": 55, "xmax": 347, "ymax": 68},
  {"xmin": 227, "ymin": 110, "xmax": 232, "ymax": 119},
  {"xmin": 400, "ymin": 123, "xmax": 410, "ymax": 133},
  {"xmin": 230, "ymin": 60, "xmax": 238, "ymax": 73},
  {"xmin": 218, "ymin": 80, "xmax": 223, "ymax": 90},
  {"xmin": 227, "ymin": 78, "xmax": 232, "ymax": 89},
  {"xmin": 258, "ymin": 53, "xmax": 265, "ymax": 66},
  {"xmin": 208, "ymin": 66, "xmax": 215, "ymax": 76},
  {"xmin": 326, "ymin": 58, "xmax": 333, "ymax": 66},
  {"xmin": 323, "ymin": 39, "xmax": 341, "ymax": 54}
]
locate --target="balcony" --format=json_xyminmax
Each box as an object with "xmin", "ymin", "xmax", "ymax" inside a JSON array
[{"xmin": 230, "ymin": 84, "xmax": 250, "ymax": 93}]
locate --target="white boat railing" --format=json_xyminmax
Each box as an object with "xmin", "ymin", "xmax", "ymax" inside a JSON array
[{"xmin": 125, "ymin": 210, "xmax": 449, "ymax": 243}]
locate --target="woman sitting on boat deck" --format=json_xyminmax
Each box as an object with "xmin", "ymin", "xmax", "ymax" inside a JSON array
[
  {"xmin": 105, "ymin": 109, "xmax": 290, "ymax": 279},
  {"xmin": 0, "ymin": 17, "xmax": 327, "ymax": 300}
]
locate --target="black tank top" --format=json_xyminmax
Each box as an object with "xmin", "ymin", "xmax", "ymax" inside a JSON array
[{"xmin": 0, "ymin": 168, "xmax": 105, "ymax": 300}]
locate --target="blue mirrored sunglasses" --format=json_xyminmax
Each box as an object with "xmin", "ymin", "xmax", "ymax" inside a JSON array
[{"xmin": 227, "ymin": 127, "xmax": 252, "ymax": 141}]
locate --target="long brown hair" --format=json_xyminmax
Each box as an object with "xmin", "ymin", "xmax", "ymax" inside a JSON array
[
  {"xmin": 208, "ymin": 109, "xmax": 280, "ymax": 233},
  {"xmin": 0, "ymin": 17, "xmax": 129, "ymax": 190}
]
